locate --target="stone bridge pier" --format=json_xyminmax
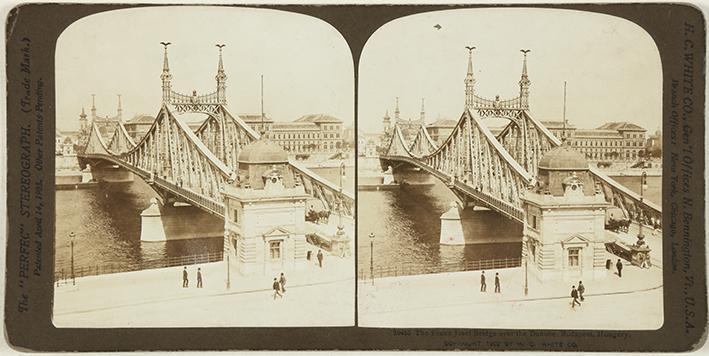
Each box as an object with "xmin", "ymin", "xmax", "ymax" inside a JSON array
[
  {"xmin": 379, "ymin": 160, "xmax": 435, "ymax": 186},
  {"xmin": 140, "ymin": 198, "xmax": 224, "ymax": 242},
  {"xmin": 85, "ymin": 160, "xmax": 135, "ymax": 183}
]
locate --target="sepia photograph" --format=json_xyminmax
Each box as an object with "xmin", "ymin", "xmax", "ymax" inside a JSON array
[
  {"xmin": 357, "ymin": 8, "xmax": 663, "ymax": 329},
  {"xmin": 52, "ymin": 6, "xmax": 355, "ymax": 327}
]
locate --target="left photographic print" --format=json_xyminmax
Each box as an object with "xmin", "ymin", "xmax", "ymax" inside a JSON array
[{"xmin": 52, "ymin": 6, "xmax": 355, "ymax": 327}]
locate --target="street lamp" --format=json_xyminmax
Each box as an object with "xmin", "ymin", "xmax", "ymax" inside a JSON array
[
  {"xmin": 69, "ymin": 231, "xmax": 76, "ymax": 286},
  {"xmin": 637, "ymin": 171, "xmax": 648, "ymax": 244},
  {"xmin": 369, "ymin": 232, "xmax": 375, "ymax": 285},
  {"xmin": 522, "ymin": 235, "xmax": 528, "ymax": 296}
]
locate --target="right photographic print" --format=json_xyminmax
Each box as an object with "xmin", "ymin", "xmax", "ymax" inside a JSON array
[{"xmin": 357, "ymin": 8, "xmax": 663, "ymax": 329}]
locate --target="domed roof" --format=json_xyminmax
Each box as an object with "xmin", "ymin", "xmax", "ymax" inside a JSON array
[
  {"xmin": 538, "ymin": 144, "xmax": 589, "ymax": 171},
  {"xmin": 238, "ymin": 139, "xmax": 288, "ymax": 164}
]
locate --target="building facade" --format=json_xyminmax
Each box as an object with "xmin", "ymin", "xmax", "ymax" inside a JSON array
[
  {"xmin": 426, "ymin": 118, "xmax": 457, "ymax": 145},
  {"xmin": 239, "ymin": 113, "xmax": 344, "ymax": 155},
  {"xmin": 542, "ymin": 120, "xmax": 647, "ymax": 162},
  {"xmin": 521, "ymin": 144, "xmax": 611, "ymax": 282},
  {"xmin": 124, "ymin": 114, "xmax": 155, "ymax": 141},
  {"xmin": 223, "ymin": 138, "xmax": 309, "ymax": 276}
]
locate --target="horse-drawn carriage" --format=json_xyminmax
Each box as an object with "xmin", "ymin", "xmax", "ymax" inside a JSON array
[
  {"xmin": 305, "ymin": 208, "xmax": 330, "ymax": 224},
  {"xmin": 605, "ymin": 234, "xmax": 652, "ymax": 268},
  {"xmin": 605, "ymin": 207, "xmax": 631, "ymax": 233}
]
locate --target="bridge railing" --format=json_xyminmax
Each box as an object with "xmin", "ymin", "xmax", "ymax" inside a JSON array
[
  {"xmin": 358, "ymin": 256, "xmax": 522, "ymax": 281},
  {"xmin": 152, "ymin": 176, "xmax": 225, "ymax": 217},
  {"xmin": 55, "ymin": 251, "xmax": 224, "ymax": 286}
]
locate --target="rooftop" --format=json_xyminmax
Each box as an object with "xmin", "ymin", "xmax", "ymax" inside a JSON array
[
  {"xmin": 596, "ymin": 122, "xmax": 646, "ymax": 132},
  {"xmin": 427, "ymin": 119, "xmax": 458, "ymax": 128},
  {"xmin": 238, "ymin": 138, "xmax": 289, "ymax": 164},
  {"xmin": 295, "ymin": 114, "xmax": 342, "ymax": 124},
  {"xmin": 237, "ymin": 113, "xmax": 275, "ymax": 123},
  {"xmin": 125, "ymin": 114, "xmax": 155, "ymax": 125},
  {"xmin": 538, "ymin": 144, "xmax": 589, "ymax": 171}
]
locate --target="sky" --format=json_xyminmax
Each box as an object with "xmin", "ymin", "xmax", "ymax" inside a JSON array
[
  {"xmin": 358, "ymin": 8, "xmax": 662, "ymax": 134},
  {"xmin": 56, "ymin": 6, "xmax": 353, "ymax": 131}
]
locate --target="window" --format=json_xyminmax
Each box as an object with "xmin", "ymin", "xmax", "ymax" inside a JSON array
[
  {"xmin": 232, "ymin": 209, "xmax": 239, "ymax": 223},
  {"xmin": 530, "ymin": 215, "xmax": 538, "ymax": 230},
  {"xmin": 269, "ymin": 241, "xmax": 282, "ymax": 260},
  {"xmin": 568, "ymin": 248, "xmax": 580, "ymax": 267}
]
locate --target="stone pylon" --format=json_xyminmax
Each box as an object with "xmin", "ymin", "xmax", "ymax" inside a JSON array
[{"xmin": 440, "ymin": 201, "xmax": 465, "ymax": 245}]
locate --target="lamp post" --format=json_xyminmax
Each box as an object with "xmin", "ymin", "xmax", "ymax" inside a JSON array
[
  {"xmin": 369, "ymin": 233, "xmax": 375, "ymax": 285},
  {"xmin": 334, "ymin": 161, "xmax": 348, "ymax": 258},
  {"xmin": 69, "ymin": 232, "xmax": 76, "ymax": 286},
  {"xmin": 522, "ymin": 235, "xmax": 528, "ymax": 296},
  {"xmin": 637, "ymin": 171, "xmax": 648, "ymax": 243}
]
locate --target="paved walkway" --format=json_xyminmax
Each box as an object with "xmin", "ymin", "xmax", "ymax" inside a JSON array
[
  {"xmin": 358, "ymin": 237, "xmax": 663, "ymax": 329},
  {"xmin": 54, "ymin": 248, "xmax": 354, "ymax": 318}
]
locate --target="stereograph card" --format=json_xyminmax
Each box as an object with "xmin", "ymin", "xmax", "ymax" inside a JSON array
[{"xmin": 3, "ymin": 2, "xmax": 707, "ymax": 352}]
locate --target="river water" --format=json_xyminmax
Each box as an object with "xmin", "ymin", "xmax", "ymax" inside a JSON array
[
  {"xmin": 54, "ymin": 165, "xmax": 353, "ymax": 276},
  {"xmin": 356, "ymin": 171, "xmax": 661, "ymax": 277}
]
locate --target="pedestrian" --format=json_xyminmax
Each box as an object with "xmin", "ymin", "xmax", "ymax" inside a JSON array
[
  {"xmin": 279, "ymin": 272, "xmax": 287, "ymax": 293},
  {"xmin": 571, "ymin": 285, "xmax": 581, "ymax": 309},
  {"xmin": 272, "ymin": 277, "xmax": 283, "ymax": 300},
  {"xmin": 317, "ymin": 249, "xmax": 324, "ymax": 268},
  {"xmin": 197, "ymin": 267, "xmax": 203, "ymax": 288},
  {"xmin": 494, "ymin": 272, "xmax": 501, "ymax": 293},
  {"xmin": 182, "ymin": 266, "xmax": 188, "ymax": 288},
  {"xmin": 480, "ymin": 271, "xmax": 487, "ymax": 292},
  {"xmin": 616, "ymin": 259, "xmax": 623, "ymax": 277},
  {"xmin": 578, "ymin": 281, "xmax": 585, "ymax": 301}
]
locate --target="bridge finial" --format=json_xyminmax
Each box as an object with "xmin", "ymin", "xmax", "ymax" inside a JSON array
[
  {"xmin": 117, "ymin": 94, "xmax": 122, "ymax": 120},
  {"xmin": 464, "ymin": 46, "xmax": 476, "ymax": 110},
  {"xmin": 520, "ymin": 49, "xmax": 530, "ymax": 78},
  {"xmin": 215, "ymin": 44, "xmax": 227, "ymax": 104},
  {"xmin": 160, "ymin": 42, "xmax": 172, "ymax": 103},
  {"xmin": 420, "ymin": 98, "xmax": 426, "ymax": 124},
  {"xmin": 160, "ymin": 42, "xmax": 171, "ymax": 73},
  {"xmin": 91, "ymin": 94, "xmax": 96, "ymax": 119},
  {"xmin": 394, "ymin": 97, "xmax": 400, "ymax": 122},
  {"xmin": 519, "ymin": 49, "xmax": 531, "ymax": 109}
]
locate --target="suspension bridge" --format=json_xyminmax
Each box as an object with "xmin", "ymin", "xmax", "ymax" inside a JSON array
[
  {"xmin": 78, "ymin": 43, "xmax": 354, "ymax": 222},
  {"xmin": 380, "ymin": 49, "xmax": 661, "ymax": 228}
]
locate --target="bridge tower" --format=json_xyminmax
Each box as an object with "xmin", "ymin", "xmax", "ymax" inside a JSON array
[
  {"xmin": 160, "ymin": 43, "xmax": 172, "ymax": 103},
  {"xmin": 521, "ymin": 143, "xmax": 609, "ymax": 282},
  {"xmin": 464, "ymin": 47, "xmax": 476, "ymax": 110},
  {"xmin": 116, "ymin": 94, "xmax": 123, "ymax": 121},
  {"xmin": 394, "ymin": 97, "xmax": 400, "ymax": 125},
  {"xmin": 382, "ymin": 109, "xmax": 391, "ymax": 135},
  {"xmin": 215, "ymin": 45, "xmax": 228, "ymax": 104},
  {"xmin": 519, "ymin": 50, "xmax": 531, "ymax": 109},
  {"xmin": 90, "ymin": 94, "xmax": 97, "ymax": 120},
  {"xmin": 79, "ymin": 107, "xmax": 88, "ymax": 131},
  {"xmin": 419, "ymin": 98, "xmax": 426, "ymax": 125}
]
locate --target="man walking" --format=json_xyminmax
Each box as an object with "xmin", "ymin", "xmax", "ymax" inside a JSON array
[
  {"xmin": 616, "ymin": 259, "xmax": 623, "ymax": 277},
  {"xmin": 578, "ymin": 281, "xmax": 585, "ymax": 301},
  {"xmin": 272, "ymin": 277, "xmax": 283, "ymax": 300},
  {"xmin": 317, "ymin": 249, "xmax": 324, "ymax": 268},
  {"xmin": 182, "ymin": 266, "xmax": 188, "ymax": 288},
  {"xmin": 571, "ymin": 285, "xmax": 581, "ymax": 309},
  {"xmin": 197, "ymin": 268, "xmax": 203, "ymax": 288},
  {"xmin": 279, "ymin": 273, "xmax": 287, "ymax": 293},
  {"xmin": 494, "ymin": 272, "xmax": 501, "ymax": 293},
  {"xmin": 480, "ymin": 271, "xmax": 487, "ymax": 292}
]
